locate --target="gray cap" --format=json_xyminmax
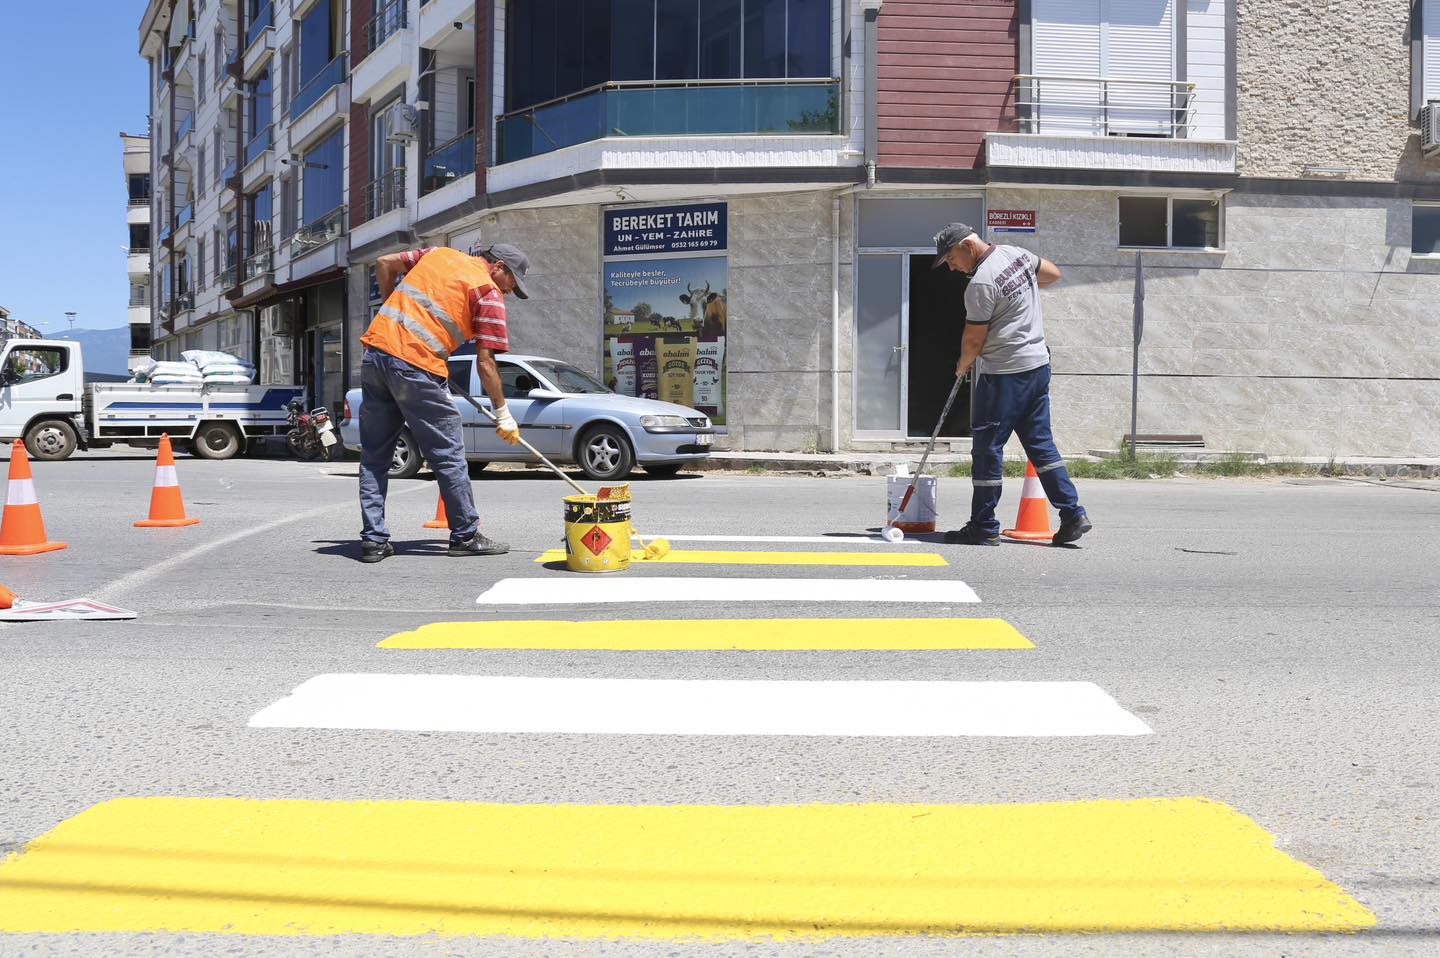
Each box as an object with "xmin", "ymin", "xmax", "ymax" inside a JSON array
[
  {"xmin": 472, "ymin": 242, "xmax": 532, "ymax": 299},
  {"xmin": 932, "ymin": 222, "xmax": 977, "ymax": 268}
]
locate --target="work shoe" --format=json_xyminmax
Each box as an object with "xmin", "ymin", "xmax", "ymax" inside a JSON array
[
  {"xmin": 943, "ymin": 523, "xmax": 1000, "ymax": 546},
  {"xmin": 359, "ymin": 540, "xmax": 395, "ymax": 564},
  {"xmin": 1052, "ymin": 510, "xmax": 1093, "ymax": 546},
  {"xmin": 449, "ymin": 533, "xmax": 510, "ymax": 557}
]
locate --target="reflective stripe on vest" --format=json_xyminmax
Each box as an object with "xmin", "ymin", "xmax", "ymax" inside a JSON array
[
  {"xmin": 397, "ymin": 280, "xmax": 465, "ymax": 345},
  {"xmin": 376, "ymin": 304, "xmax": 450, "ymax": 358}
]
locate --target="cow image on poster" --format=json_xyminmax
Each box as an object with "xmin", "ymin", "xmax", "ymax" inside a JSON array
[{"xmin": 701, "ymin": 290, "xmax": 727, "ymax": 339}]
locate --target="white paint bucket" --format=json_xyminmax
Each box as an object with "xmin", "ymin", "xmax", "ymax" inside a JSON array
[{"xmin": 886, "ymin": 475, "xmax": 939, "ymax": 533}]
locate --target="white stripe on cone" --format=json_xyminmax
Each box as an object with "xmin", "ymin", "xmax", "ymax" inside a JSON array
[
  {"xmin": 6, "ymin": 478, "xmax": 37, "ymax": 507},
  {"xmin": 1021, "ymin": 474, "xmax": 1043, "ymax": 499},
  {"xmin": 154, "ymin": 466, "xmax": 179, "ymax": 488}
]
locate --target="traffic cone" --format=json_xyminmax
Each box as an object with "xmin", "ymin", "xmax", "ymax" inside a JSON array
[
  {"xmin": 423, "ymin": 493, "xmax": 449, "ymax": 529},
  {"xmin": 1001, "ymin": 461, "xmax": 1054, "ymax": 542},
  {"xmin": 135, "ymin": 434, "xmax": 201, "ymax": 528},
  {"xmin": 0, "ymin": 441, "xmax": 67, "ymax": 556},
  {"xmin": 0, "ymin": 583, "xmax": 15, "ymax": 609}
]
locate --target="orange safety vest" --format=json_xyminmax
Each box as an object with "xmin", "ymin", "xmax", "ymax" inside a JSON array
[{"xmin": 360, "ymin": 247, "xmax": 495, "ymax": 377}]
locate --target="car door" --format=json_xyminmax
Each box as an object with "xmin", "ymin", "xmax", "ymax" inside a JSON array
[
  {"xmin": 468, "ymin": 360, "xmax": 569, "ymax": 459},
  {"xmin": 446, "ymin": 357, "xmax": 482, "ymax": 454}
]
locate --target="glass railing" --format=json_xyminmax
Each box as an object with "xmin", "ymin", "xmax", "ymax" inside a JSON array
[
  {"xmin": 174, "ymin": 290, "xmax": 195, "ymax": 313},
  {"xmin": 290, "ymin": 205, "xmax": 347, "ymax": 256},
  {"xmin": 244, "ymin": 125, "xmax": 272, "ymax": 166},
  {"xmin": 129, "ymin": 290, "xmax": 152, "ymax": 306},
  {"xmin": 246, "ymin": 2, "xmax": 272, "ymax": 49},
  {"xmin": 175, "ymin": 112, "xmax": 194, "ymax": 144},
  {"xmin": 159, "ymin": 221, "xmax": 173, "ymax": 244},
  {"xmin": 364, "ymin": 167, "xmax": 406, "ymax": 219},
  {"xmin": 243, "ymin": 247, "xmax": 272, "ymax": 280},
  {"xmin": 496, "ymin": 79, "xmax": 840, "ymax": 164},
  {"xmin": 221, "ymin": 265, "xmax": 238, "ymax": 288},
  {"xmin": 421, "ymin": 129, "xmax": 475, "ymax": 194},
  {"xmin": 367, "ymin": 0, "xmax": 407, "ymax": 52},
  {"xmin": 176, "ymin": 204, "xmax": 194, "ymax": 229},
  {"xmin": 290, "ymin": 55, "xmax": 346, "ymax": 118},
  {"xmin": 221, "ymin": 158, "xmax": 237, "ymax": 184}
]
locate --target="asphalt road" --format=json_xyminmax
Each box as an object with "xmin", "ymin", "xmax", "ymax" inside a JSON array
[{"xmin": 0, "ymin": 449, "xmax": 1436, "ymax": 956}]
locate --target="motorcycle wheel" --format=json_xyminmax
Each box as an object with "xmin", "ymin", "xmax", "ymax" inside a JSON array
[{"xmin": 287, "ymin": 431, "xmax": 322, "ymax": 461}]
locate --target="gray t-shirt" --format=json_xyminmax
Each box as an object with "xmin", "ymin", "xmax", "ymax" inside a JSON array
[{"xmin": 964, "ymin": 245, "xmax": 1049, "ymax": 375}]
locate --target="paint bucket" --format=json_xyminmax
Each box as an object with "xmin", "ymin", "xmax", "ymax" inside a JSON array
[
  {"xmin": 563, "ymin": 493, "xmax": 633, "ymax": 573},
  {"xmin": 886, "ymin": 474, "xmax": 939, "ymax": 534}
]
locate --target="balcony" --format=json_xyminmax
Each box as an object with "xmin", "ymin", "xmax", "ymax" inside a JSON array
[
  {"xmin": 245, "ymin": 3, "xmax": 272, "ymax": 51},
  {"xmin": 422, "ymin": 130, "xmax": 475, "ymax": 194},
  {"xmin": 496, "ymin": 79, "xmax": 840, "ymax": 165},
  {"xmin": 176, "ymin": 203, "xmax": 194, "ymax": 229},
  {"xmin": 128, "ymin": 194, "xmax": 151, "ymax": 208},
  {"xmin": 985, "ymin": 74, "xmax": 1236, "ymax": 174},
  {"xmin": 364, "ymin": 167, "xmax": 406, "ymax": 220},
  {"xmin": 367, "ymin": 0, "xmax": 407, "ymax": 54},
  {"xmin": 243, "ymin": 247, "xmax": 273, "ymax": 281},
  {"xmin": 221, "ymin": 264, "xmax": 238, "ymax": 289},
  {"xmin": 174, "ymin": 112, "xmax": 194, "ymax": 150},
  {"xmin": 290, "ymin": 205, "xmax": 347, "ymax": 258},
  {"xmin": 290, "ymin": 54, "xmax": 346, "ymax": 120},
  {"xmin": 129, "ymin": 288, "xmax": 152, "ymax": 307}
]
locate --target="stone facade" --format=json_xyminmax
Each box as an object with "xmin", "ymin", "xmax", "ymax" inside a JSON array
[{"xmin": 1236, "ymin": 0, "xmax": 1440, "ymax": 182}]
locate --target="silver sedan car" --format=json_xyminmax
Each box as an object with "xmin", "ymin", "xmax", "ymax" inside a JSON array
[{"xmin": 339, "ymin": 351, "xmax": 717, "ymax": 481}]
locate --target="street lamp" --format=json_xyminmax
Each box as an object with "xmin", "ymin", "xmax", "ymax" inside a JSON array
[{"xmin": 64, "ymin": 311, "xmax": 77, "ymax": 334}]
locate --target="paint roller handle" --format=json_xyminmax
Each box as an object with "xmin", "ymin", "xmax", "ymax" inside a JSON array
[
  {"xmin": 891, "ymin": 374, "xmax": 965, "ymax": 527},
  {"xmin": 446, "ymin": 383, "xmax": 593, "ymax": 498}
]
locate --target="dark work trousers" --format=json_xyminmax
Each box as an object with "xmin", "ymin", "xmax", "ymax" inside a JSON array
[
  {"xmin": 969, "ymin": 363, "xmax": 1083, "ymax": 536},
  {"xmin": 358, "ymin": 347, "xmax": 479, "ymax": 545}
]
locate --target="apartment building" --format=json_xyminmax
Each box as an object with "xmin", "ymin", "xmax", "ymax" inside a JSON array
[
  {"xmin": 138, "ymin": 0, "xmax": 1440, "ymax": 456},
  {"xmin": 0, "ymin": 306, "xmax": 42, "ymax": 342},
  {"xmin": 121, "ymin": 133, "xmax": 154, "ymax": 367}
]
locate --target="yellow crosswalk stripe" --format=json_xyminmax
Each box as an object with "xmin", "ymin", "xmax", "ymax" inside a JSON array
[
  {"xmin": 536, "ymin": 549, "xmax": 947, "ymax": 567},
  {"xmin": 0, "ymin": 797, "xmax": 1374, "ymax": 938},
  {"xmin": 379, "ymin": 618, "xmax": 1032, "ymax": 650}
]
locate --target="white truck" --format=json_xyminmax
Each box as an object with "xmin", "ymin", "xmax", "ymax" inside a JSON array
[{"xmin": 0, "ymin": 338, "xmax": 302, "ymax": 461}]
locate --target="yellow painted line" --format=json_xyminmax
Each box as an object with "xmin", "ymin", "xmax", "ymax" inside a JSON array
[
  {"xmin": 537, "ymin": 549, "xmax": 947, "ymax": 567},
  {"xmin": 0, "ymin": 798, "xmax": 1374, "ymax": 939},
  {"xmin": 378, "ymin": 618, "xmax": 1033, "ymax": 650}
]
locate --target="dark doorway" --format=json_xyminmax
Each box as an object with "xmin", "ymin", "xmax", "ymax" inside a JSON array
[{"xmin": 906, "ymin": 254, "xmax": 971, "ymax": 438}]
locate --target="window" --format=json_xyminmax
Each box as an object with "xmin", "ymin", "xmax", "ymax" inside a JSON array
[
  {"xmin": 301, "ymin": 127, "xmax": 344, "ymax": 227},
  {"xmin": 198, "ymin": 52, "xmax": 207, "ymax": 102},
  {"xmin": 1424, "ymin": 0, "xmax": 1439, "ymax": 105},
  {"xmin": 1415, "ymin": 204, "xmax": 1440, "ymax": 255},
  {"xmin": 246, "ymin": 186, "xmax": 273, "ymax": 254},
  {"xmin": 128, "ymin": 173, "xmax": 152, "ymax": 202},
  {"xmin": 197, "ymin": 237, "xmax": 207, "ymax": 288},
  {"xmin": 214, "ymin": 27, "xmax": 225, "ymax": 82},
  {"xmin": 248, "ymin": 68, "xmax": 271, "ymax": 137},
  {"xmin": 197, "ymin": 144, "xmax": 207, "ymax": 196},
  {"xmin": 4, "ymin": 348, "xmax": 67, "ymax": 384},
  {"xmin": 214, "ymin": 228, "xmax": 223, "ymax": 278},
  {"xmin": 1118, "ymin": 195, "xmax": 1222, "ymax": 249},
  {"xmin": 129, "ymin": 223, "xmax": 151, "ymax": 251}
]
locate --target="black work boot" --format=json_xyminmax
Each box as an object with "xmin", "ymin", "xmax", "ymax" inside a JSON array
[
  {"xmin": 359, "ymin": 540, "xmax": 395, "ymax": 563},
  {"xmin": 943, "ymin": 523, "xmax": 1000, "ymax": 546},
  {"xmin": 1052, "ymin": 510, "xmax": 1093, "ymax": 546},
  {"xmin": 449, "ymin": 532, "xmax": 510, "ymax": 557}
]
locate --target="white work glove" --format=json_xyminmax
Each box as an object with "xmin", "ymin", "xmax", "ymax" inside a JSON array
[{"xmin": 493, "ymin": 404, "xmax": 521, "ymax": 446}]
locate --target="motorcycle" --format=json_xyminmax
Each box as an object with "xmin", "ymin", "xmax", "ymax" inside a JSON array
[{"xmin": 285, "ymin": 398, "xmax": 340, "ymax": 461}]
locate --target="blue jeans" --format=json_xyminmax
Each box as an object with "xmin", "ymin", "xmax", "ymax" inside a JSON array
[
  {"xmin": 969, "ymin": 363, "xmax": 1083, "ymax": 536},
  {"xmin": 358, "ymin": 348, "xmax": 479, "ymax": 545}
]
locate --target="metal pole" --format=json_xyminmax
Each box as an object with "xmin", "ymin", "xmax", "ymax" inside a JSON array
[{"xmin": 1130, "ymin": 251, "xmax": 1144, "ymax": 461}]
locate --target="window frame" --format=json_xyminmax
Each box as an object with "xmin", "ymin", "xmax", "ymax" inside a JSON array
[
  {"xmin": 1116, "ymin": 192, "xmax": 1226, "ymax": 252},
  {"xmin": 1412, "ymin": 201, "xmax": 1440, "ymax": 257}
]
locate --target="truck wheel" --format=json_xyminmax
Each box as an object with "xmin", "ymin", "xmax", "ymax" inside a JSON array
[
  {"xmin": 24, "ymin": 420, "xmax": 78, "ymax": 461},
  {"xmin": 192, "ymin": 422, "xmax": 241, "ymax": 460}
]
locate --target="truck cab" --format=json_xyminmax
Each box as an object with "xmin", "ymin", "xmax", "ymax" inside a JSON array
[{"xmin": 0, "ymin": 339, "xmax": 85, "ymax": 460}]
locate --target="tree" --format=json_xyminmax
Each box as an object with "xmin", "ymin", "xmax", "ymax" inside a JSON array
[{"xmin": 632, "ymin": 302, "xmax": 654, "ymax": 325}]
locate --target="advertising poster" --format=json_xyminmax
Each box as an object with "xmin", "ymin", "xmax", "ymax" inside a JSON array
[{"xmin": 602, "ymin": 203, "xmax": 728, "ymax": 425}]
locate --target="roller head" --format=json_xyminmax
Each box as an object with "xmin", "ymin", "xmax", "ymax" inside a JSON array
[
  {"xmin": 882, "ymin": 526, "xmax": 905, "ymax": 543},
  {"xmin": 640, "ymin": 539, "xmax": 671, "ymax": 560}
]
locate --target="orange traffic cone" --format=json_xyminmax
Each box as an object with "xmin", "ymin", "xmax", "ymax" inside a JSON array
[
  {"xmin": 0, "ymin": 583, "xmax": 15, "ymax": 609},
  {"xmin": 0, "ymin": 441, "xmax": 67, "ymax": 556},
  {"xmin": 135, "ymin": 434, "xmax": 201, "ymax": 528},
  {"xmin": 423, "ymin": 493, "xmax": 449, "ymax": 529},
  {"xmin": 1001, "ymin": 461, "xmax": 1054, "ymax": 542}
]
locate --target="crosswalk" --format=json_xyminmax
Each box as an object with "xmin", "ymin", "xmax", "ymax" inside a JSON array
[{"xmin": 0, "ymin": 533, "xmax": 1377, "ymax": 942}]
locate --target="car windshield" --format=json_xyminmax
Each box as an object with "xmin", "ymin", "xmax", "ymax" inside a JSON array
[{"xmin": 529, "ymin": 361, "xmax": 610, "ymax": 395}]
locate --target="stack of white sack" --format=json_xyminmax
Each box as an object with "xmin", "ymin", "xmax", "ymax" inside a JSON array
[
  {"xmin": 182, "ymin": 350, "xmax": 257, "ymax": 385},
  {"xmin": 133, "ymin": 358, "xmax": 205, "ymax": 385}
]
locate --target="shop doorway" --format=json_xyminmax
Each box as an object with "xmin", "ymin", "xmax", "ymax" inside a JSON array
[
  {"xmin": 308, "ymin": 323, "xmax": 344, "ymax": 413},
  {"xmin": 905, "ymin": 254, "xmax": 971, "ymax": 439}
]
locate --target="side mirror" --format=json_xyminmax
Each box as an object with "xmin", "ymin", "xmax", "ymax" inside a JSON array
[{"xmin": 528, "ymin": 388, "xmax": 562, "ymax": 400}]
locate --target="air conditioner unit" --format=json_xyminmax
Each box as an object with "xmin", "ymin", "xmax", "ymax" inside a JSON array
[
  {"xmin": 1423, "ymin": 101, "xmax": 1440, "ymax": 157},
  {"xmin": 385, "ymin": 103, "xmax": 419, "ymax": 145}
]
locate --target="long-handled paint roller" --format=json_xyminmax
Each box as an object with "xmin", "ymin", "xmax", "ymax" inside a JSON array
[
  {"xmin": 884, "ymin": 373, "xmax": 966, "ymax": 542},
  {"xmin": 446, "ymin": 383, "xmax": 671, "ymax": 560}
]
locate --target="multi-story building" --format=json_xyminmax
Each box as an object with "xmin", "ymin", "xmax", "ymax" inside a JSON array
[
  {"xmin": 137, "ymin": 0, "xmax": 1440, "ymax": 457},
  {"xmin": 121, "ymin": 132, "xmax": 154, "ymax": 367},
  {"xmin": 0, "ymin": 306, "xmax": 42, "ymax": 342}
]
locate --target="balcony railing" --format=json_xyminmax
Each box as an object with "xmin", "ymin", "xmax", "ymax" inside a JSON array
[
  {"xmin": 129, "ymin": 289, "xmax": 152, "ymax": 307},
  {"xmin": 175, "ymin": 203, "xmax": 194, "ymax": 229},
  {"xmin": 422, "ymin": 129, "xmax": 475, "ymax": 194},
  {"xmin": 364, "ymin": 167, "xmax": 406, "ymax": 219},
  {"xmin": 174, "ymin": 112, "xmax": 195, "ymax": 145},
  {"xmin": 246, "ymin": 2, "xmax": 272, "ymax": 49},
  {"xmin": 290, "ymin": 205, "xmax": 347, "ymax": 257},
  {"xmin": 243, "ymin": 247, "xmax": 273, "ymax": 280},
  {"xmin": 244, "ymin": 124, "xmax": 272, "ymax": 166},
  {"xmin": 221, "ymin": 264, "xmax": 238, "ymax": 288},
  {"xmin": 1011, "ymin": 74, "xmax": 1196, "ymax": 138},
  {"xmin": 496, "ymin": 78, "xmax": 840, "ymax": 164},
  {"xmin": 173, "ymin": 290, "xmax": 195, "ymax": 314},
  {"xmin": 221, "ymin": 158, "xmax": 238, "ymax": 184},
  {"xmin": 126, "ymin": 245, "xmax": 152, "ymax": 255},
  {"xmin": 128, "ymin": 195, "xmax": 151, "ymax": 207},
  {"xmin": 290, "ymin": 54, "xmax": 347, "ymax": 118},
  {"xmin": 367, "ymin": 0, "xmax": 408, "ymax": 53}
]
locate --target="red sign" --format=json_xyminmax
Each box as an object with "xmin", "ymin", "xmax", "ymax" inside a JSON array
[{"xmin": 988, "ymin": 209, "xmax": 1036, "ymax": 233}]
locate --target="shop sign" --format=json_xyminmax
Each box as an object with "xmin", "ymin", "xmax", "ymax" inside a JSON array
[
  {"xmin": 604, "ymin": 202, "xmax": 728, "ymax": 256},
  {"xmin": 988, "ymin": 209, "xmax": 1036, "ymax": 234}
]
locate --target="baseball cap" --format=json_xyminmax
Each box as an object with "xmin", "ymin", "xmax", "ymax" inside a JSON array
[
  {"xmin": 932, "ymin": 222, "xmax": 977, "ymax": 268},
  {"xmin": 473, "ymin": 242, "xmax": 532, "ymax": 299}
]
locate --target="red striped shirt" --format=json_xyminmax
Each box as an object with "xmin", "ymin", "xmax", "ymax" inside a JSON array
[{"xmin": 400, "ymin": 248, "xmax": 509, "ymax": 353}]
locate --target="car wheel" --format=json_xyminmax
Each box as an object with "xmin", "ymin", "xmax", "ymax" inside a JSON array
[
  {"xmin": 643, "ymin": 463, "xmax": 684, "ymax": 477},
  {"xmin": 468, "ymin": 460, "xmax": 489, "ymax": 478},
  {"xmin": 578, "ymin": 424, "xmax": 634, "ymax": 482},
  {"xmin": 192, "ymin": 423, "xmax": 242, "ymax": 460},
  {"xmin": 24, "ymin": 419, "xmax": 77, "ymax": 461},
  {"xmin": 389, "ymin": 430, "xmax": 423, "ymax": 479}
]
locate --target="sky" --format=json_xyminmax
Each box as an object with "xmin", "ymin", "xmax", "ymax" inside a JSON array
[{"xmin": 0, "ymin": 5, "xmax": 151, "ymax": 333}]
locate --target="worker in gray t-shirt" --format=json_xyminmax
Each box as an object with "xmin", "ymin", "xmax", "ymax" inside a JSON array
[{"xmin": 933, "ymin": 222, "xmax": 1091, "ymax": 546}]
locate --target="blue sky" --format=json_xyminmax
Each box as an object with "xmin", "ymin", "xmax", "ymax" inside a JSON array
[{"xmin": 0, "ymin": 5, "xmax": 150, "ymax": 333}]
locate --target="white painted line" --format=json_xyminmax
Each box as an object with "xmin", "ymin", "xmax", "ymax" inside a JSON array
[
  {"xmin": 630, "ymin": 534, "xmax": 927, "ymax": 545},
  {"xmin": 477, "ymin": 577, "xmax": 981, "ymax": 605},
  {"xmin": 249, "ymin": 676, "xmax": 1153, "ymax": 737}
]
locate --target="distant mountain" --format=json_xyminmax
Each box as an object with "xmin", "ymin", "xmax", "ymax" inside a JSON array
[{"xmin": 47, "ymin": 327, "xmax": 133, "ymax": 376}]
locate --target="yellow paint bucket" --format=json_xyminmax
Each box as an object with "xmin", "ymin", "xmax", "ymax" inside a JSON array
[{"xmin": 563, "ymin": 493, "xmax": 632, "ymax": 573}]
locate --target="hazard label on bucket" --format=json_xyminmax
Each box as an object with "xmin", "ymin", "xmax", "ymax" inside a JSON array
[{"xmin": 581, "ymin": 526, "xmax": 613, "ymax": 556}]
